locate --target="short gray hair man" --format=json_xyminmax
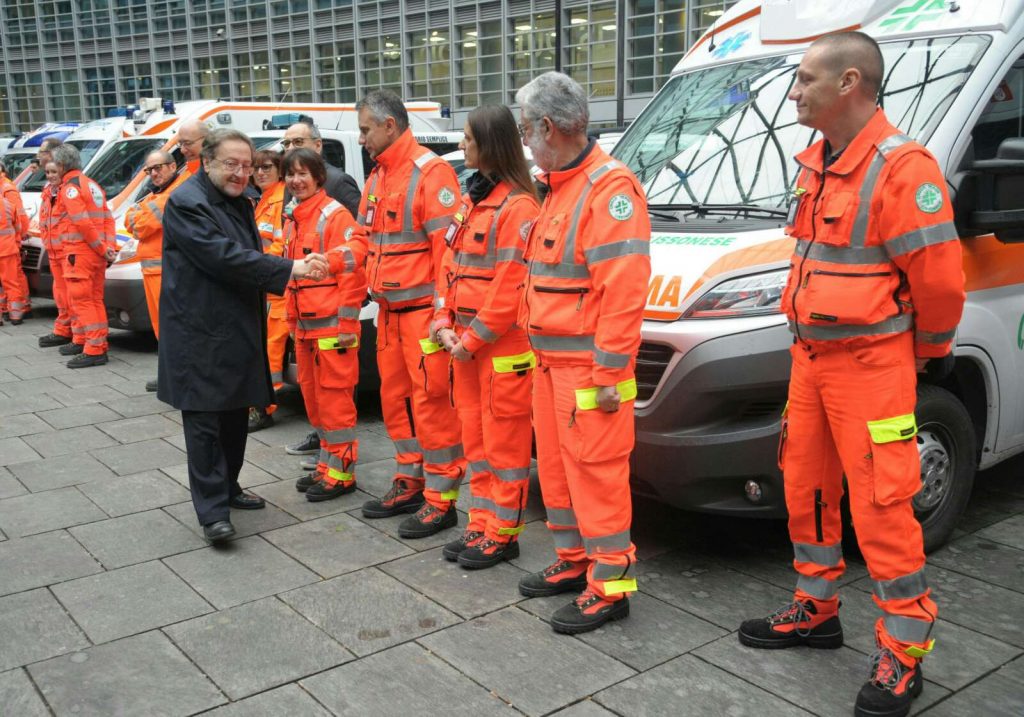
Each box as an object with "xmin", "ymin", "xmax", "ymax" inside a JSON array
[
  {"xmin": 356, "ymin": 89, "xmax": 409, "ymax": 132},
  {"xmin": 51, "ymin": 144, "xmax": 82, "ymax": 174},
  {"xmin": 515, "ymin": 71, "xmax": 589, "ymax": 136}
]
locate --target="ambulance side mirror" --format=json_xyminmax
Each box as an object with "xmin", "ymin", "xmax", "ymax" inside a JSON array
[{"xmin": 957, "ymin": 137, "xmax": 1024, "ymax": 243}]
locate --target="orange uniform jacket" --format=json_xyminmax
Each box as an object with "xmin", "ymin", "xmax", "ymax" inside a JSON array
[
  {"xmin": 0, "ymin": 176, "xmax": 29, "ymax": 237},
  {"xmin": 522, "ymin": 143, "xmax": 652, "ymax": 386},
  {"xmin": 356, "ymin": 129, "xmax": 461, "ymax": 310},
  {"xmin": 0, "ymin": 199, "xmax": 21, "ymax": 258},
  {"xmin": 434, "ymin": 182, "xmax": 538, "ymax": 353},
  {"xmin": 284, "ymin": 189, "xmax": 368, "ymax": 339},
  {"xmin": 124, "ymin": 171, "xmax": 190, "ymax": 268},
  {"xmin": 256, "ymin": 182, "xmax": 286, "ymax": 257},
  {"xmin": 782, "ymin": 109, "xmax": 965, "ymax": 358},
  {"xmin": 54, "ymin": 170, "xmax": 116, "ymax": 259}
]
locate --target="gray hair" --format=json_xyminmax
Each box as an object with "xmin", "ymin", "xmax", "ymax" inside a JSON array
[
  {"xmin": 200, "ymin": 128, "xmax": 254, "ymax": 162},
  {"xmin": 356, "ymin": 89, "xmax": 409, "ymax": 132},
  {"xmin": 52, "ymin": 144, "xmax": 82, "ymax": 172},
  {"xmin": 146, "ymin": 149, "xmax": 175, "ymax": 165},
  {"xmin": 39, "ymin": 137, "xmax": 63, "ymax": 152},
  {"xmin": 515, "ymin": 72, "xmax": 589, "ymax": 135},
  {"xmin": 288, "ymin": 121, "xmax": 321, "ymax": 140}
]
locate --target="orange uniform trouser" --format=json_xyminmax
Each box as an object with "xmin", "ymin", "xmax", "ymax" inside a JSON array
[
  {"xmin": 141, "ymin": 266, "xmax": 161, "ymax": 339},
  {"xmin": 63, "ymin": 250, "xmax": 108, "ymax": 355},
  {"xmin": 377, "ymin": 306, "xmax": 465, "ymax": 510},
  {"xmin": 0, "ymin": 253, "xmax": 29, "ymax": 319},
  {"xmin": 533, "ymin": 363, "xmax": 637, "ymax": 602},
  {"xmin": 784, "ymin": 332, "xmax": 936, "ymax": 660},
  {"xmin": 295, "ymin": 336, "xmax": 358, "ymax": 486},
  {"xmin": 453, "ymin": 327, "xmax": 533, "ymax": 544},
  {"xmin": 49, "ymin": 249, "xmax": 73, "ymax": 338},
  {"xmin": 265, "ymin": 294, "xmax": 288, "ymax": 415}
]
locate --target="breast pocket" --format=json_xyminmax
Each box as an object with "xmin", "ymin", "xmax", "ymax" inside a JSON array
[
  {"xmin": 528, "ymin": 212, "xmax": 568, "ymax": 264},
  {"xmin": 816, "ymin": 192, "xmax": 859, "ymax": 246}
]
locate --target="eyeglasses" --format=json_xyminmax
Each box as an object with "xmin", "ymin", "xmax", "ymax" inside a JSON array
[
  {"xmin": 281, "ymin": 137, "xmax": 309, "ymax": 149},
  {"xmin": 255, "ymin": 163, "xmax": 277, "ymax": 173},
  {"xmin": 178, "ymin": 136, "xmax": 203, "ymax": 147},
  {"xmin": 212, "ymin": 158, "xmax": 255, "ymax": 175},
  {"xmin": 143, "ymin": 161, "xmax": 173, "ymax": 174}
]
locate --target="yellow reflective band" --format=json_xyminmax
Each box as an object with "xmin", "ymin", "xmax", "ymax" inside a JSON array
[
  {"xmin": 603, "ymin": 578, "xmax": 638, "ymax": 596},
  {"xmin": 782, "ymin": 400, "xmax": 789, "ymax": 418},
  {"xmin": 368, "ymin": 194, "xmax": 378, "ymax": 203},
  {"xmin": 492, "ymin": 350, "xmax": 537, "ymax": 374},
  {"xmin": 439, "ymin": 489, "xmax": 460, "ymax": 500},
  {"xmin": 318, "ymin": 337, "xmax": 359, "ymax": 351},
  {"xmin": 575, "ymin": 378, "xmax": 638, "ymax": 411},
  {"xmin": 793, "ymin": 187, "xmax": 808, "ymax": 197},
  {"xmin": 867, "ymin": 413, "xmax": 918, "ymax": 444},
  {"xmin": 420, "ymin": 338, "xmax": 443, "ymax": 355},
  {"xmin": 326, "ymin": 468, "xmax": 353, "ymax": 483},
  {"xmin": 497, "ymin": 525, "xmax": 525, "ymax": 536},
  {"xmin": 905, "ymin": 639, "xmax": 934, "ymax": 659}
]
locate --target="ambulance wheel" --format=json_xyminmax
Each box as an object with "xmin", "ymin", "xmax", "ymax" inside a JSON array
[{"xmin": 913, "ymin": 384, "xmax": 975, "ymax": 554}]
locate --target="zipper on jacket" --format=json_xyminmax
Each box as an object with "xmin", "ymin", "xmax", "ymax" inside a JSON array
[
  {"xmin": 790, "ymin": 169, "xmax": 826, "ymax": 343},
  {"xmin": 811, "ymin": 269, "xmax": 891, "ymax": 278},
  {"xmin": 382, "ymin": 247, "xmax": 429, "ymax": 257}
]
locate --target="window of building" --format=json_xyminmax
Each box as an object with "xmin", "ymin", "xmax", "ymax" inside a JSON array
[
  {"xmin": 564, "ymin": 1, "xmax": 617, "ymax": 99},
  {"xmin": 508, "ymin": 12, "xmax": 556, "ymax": 102},
  {"xmin": 406, "ymin": 27, "xmax": 451, "ymax": 106}
]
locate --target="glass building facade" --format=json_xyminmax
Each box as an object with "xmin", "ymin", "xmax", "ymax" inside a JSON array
[{"xmin": 0, "ymin": 0, "xmax": 737, "ymax": 134}]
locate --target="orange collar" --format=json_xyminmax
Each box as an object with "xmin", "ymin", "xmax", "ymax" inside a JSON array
[
  {"xmin": 374, "ymin": 129, "xmax": 419, "ymax": 170},
  {"xmin": 795, "ymin": 108, "xmax": 895, "ymax": 176},
  {"xmin": 291, "ymin": 189, "xmax": 328, "ymax": 226},
  {"xmin": 539, "ymin": 142, "xmax": 608, "ymax": 191}
]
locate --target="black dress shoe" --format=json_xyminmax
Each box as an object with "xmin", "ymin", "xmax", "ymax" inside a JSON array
[
  {"xmin": 203, "ymin": 520, "xmax": 236, "ymax": 542},
  {"xmin": 247, "ymin": 407, "xmax": 274, "ymax": 433},
  {"xmin": 10, "ymin": 318, "xmax": 23, "ymax": 325},
  {"xmin": 228, "ymin": 493, "xmax": 266, "ymax": 510},
  {"xmin": 39, "ymin": 333, "xmax": 72, "ymax": 348},
  {"xmin": 145, "ymin": 378, "xmax": 158, "ymax": 392},
  {"xmin": 306, "ymin": 478, "xmax": 358, "ymax": 502},
  {"xmin": 67, "ymin": 352, "xmax": 108, "ymax": 368},
  {"xmin": 59, "ymin": 342, "xmax": 84, "ymax": 356}
]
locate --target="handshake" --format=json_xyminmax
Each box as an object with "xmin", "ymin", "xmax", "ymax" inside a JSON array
[{"xmin": 291, "ymin": 252, "xmax": 329, "ymax": 282}]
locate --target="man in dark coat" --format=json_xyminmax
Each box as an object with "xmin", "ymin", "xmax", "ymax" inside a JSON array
[{"xmin": 159, "ymin": 127, "xmax": 328, "ymax": 542}]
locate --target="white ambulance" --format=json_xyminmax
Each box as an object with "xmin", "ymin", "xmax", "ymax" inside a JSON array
[{"xmin": 620, "ymin": 0, "xmax": 1024, "ymax": 551}]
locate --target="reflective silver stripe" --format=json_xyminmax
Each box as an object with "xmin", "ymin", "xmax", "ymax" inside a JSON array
[
  {"xmin": 594, "ymin": 347, "xmax": 630, "ymax": 369},
  {"xmin": 793, "ymin": 541, "xmax": 843, "ymax": 567},
  {"xmin": 270, "ymin": 371, "xmax": 283, "ymax": 383},
  {"xmin": 493, "ymin": 466, "xmax": 530, "ymax": 482},
  {"xmin": 849, "ymin": 134, "xmax": 911, "ymax": 248},
  {"xmin": 393, "ymin": 438, "xmax": 422, "ymax": 454},
  {"xmin": 794, "ymin": 239, "xmax": 889, "ymax": 265},
  {"xmin": 425, "ymin": 471, "xmax": 462, "ymax": 493},
  {"xmin": 371, "ymin": 229, "xmax": 430, "ymax": 245},
  {"xmin": 356, "ymin": 212, "xmax": 366, "ymax": 224},
  {"xmin": 316, "ymin": 427, "xmax": 326, "ymax": 440},
  {"xmin": 371, "ymin": 283, "xmax": 435, "ymax": 303},
  {"xmin": 545, "ymin": 506, "xmax": 577, "ymax": 527},
  {"xmin": 873, "ymin": 568, "xmax": 929, "ymax": 601},
  {"xmin": 497, "ymin": 247, "xmax": 524, "ymax": 263},
  {"xmin": 262, "ymin": 238, "xmax": 274, "ymax": 249},
  {"xmin": 592, "ymin": 561, "xmax": 637, "ymax": 581},
  {"xmin": 528, "ymin": 261, "xmax": 591, "ymax": 279},
  {"xmin": 453, "ymin": 251, "xmax": 495, "ymax": 269},
  {"xmin": 413, "ymin": 150, "xmax": 438, "ymax": 169},
  {"xmin": 396, "ymin": 463, "xmax": 424, "ymax": 478},
  {"xmin": 529, "ymin": 334, "xmax": 595, "ymax": 352},
  {"xmin": 454, "ymin": 313, "xmax": 474, "ymax": 327},
  {"xmin": 882, "ymin": 614, "xmax": 933, "ymax": 643},
  {"xmin": 584, "ymin": 238, "xmax": 649, "ymax": 265},
  {"xmin": 323, "ymin": 428, "xmax": 356, "ymax": 444},
  {"xmin": 796, "ymin": 574, "xmax": 839, "ymax": 599},
  {"xmin": 146, "ymin": 201, "xmax": 163, "ymax": 222},
  {"xmin": 552, "ymin": 528, "xmax": 584, "ymax": 549},
  {"xmin": 299, "ymin": 316, "xmax": 339, "ymax": 331},
  {"xmin": 788, "ymin": 314, "xmax": 913, "ymax": 341},
  {"xmin": 885, "ymin": 221, "xmax": 958, "ymax": 259},
  {"xmin": 422, "ymin": 443, "xmax": 464, "ymax": 464},
  {"xmin": 318, "ymin": 448, "xmax": 329, "ymax": 464},
  {"xmin": 469, "ymin": 316, "xmax": 498, "ymax": 343},
  {"xmin": 468, "ymin": 459, "xmax": 490, "ymax": 476},
  {"xmin": 423, "ymin": 215, "xmax": 453, "ymax": 233},
  {"xmin": 466, "ymin": 495, "xmax": 522, "ymax": 521},
  {"xmin": 583, "ymin": 529, "xmax": 632, "ymax": 554},
  {"xmin": 326, "ymin": 453, "xmax": 348, "ymax": 470},
  {"xmin": 316, "ymin": 201, "xmax": 342, "ymax": 242},
  {"xmin": 59, "ymin": 232, "xmax": 83, "ymax": 242},
  {"xmin": 338, "ymin": 306, "xmax": 361, "ymax": 320},
  {"xmin": 88, "ymin": 238, "xmax": 105, "ymax": 248},
  {"xmin": 330, "ymin": 245, "xmax": 356, "ymax": 274},
  {"xmin": 86, "ymin": 337, "xmax": 106, "ymax": 346},
  {"xmin": 140, "ymin": 259, "xmax": 162, "ymax": 269},
  {"xmin": 81, "ymin": 322, "xmax": 107, "ymax": 331},
  {"xmin": 916, "ymin": 327, "xmax": 956, "ymax": 345},
  {"xmin": 68, "ymin": 211, "xmax": 109, "ymax": 221}
]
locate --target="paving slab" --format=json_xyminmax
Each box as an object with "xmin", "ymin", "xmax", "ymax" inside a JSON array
[
  {"xmin": 96, "ymin": 413, "xmax": 181, "ymax": 444},
  {"xmin": 636, "ymin": 550, "xmax": 794, "ymax": 630},
  {"xmin": 0, "ymin": 486, "xmax": 108, "ymax": 538},
  {"xmin": 0, "ymin": 668, "xmax": 50, "ymax": 717},
  {"xmin": 29, "ymin": 631, "xmax": 226, "ymax": 716},
  {"xmin": 163, "ymin": 535, "xmax": 319, "ymax": 609},
  {"xmin": 90, "ymin": 437, "xmax": 186, "ymax": 475},
  {"xmin": 263, "ymin": 512, "xmax": 413, "ymax": 578},
  {"xmin": 0, "ymin": 466, "xmax": 27, "ymax": 499},
  {"xmin": 8, "ymin": 454, "xmax": 118, "ymax": 493},
  {"xmin": 595, "ymin": 653, "xmax": 812, "ymax": 717},
  {"xmin": 0, "ymin": 394, "xmax": 62, "ymax": 418},
  {"xmin": 349, "ymin": 504, "xmax": 467, "ymax": 551},
  {"xmin": 0, "ymin": 436, "xmax": 40, "ymax": 466},
  {"xmin": 201, "ymin": 683, "xmax": 333, "ymax": 717},
  {"xmin": 70, "ymin": 509, "xmax": 207, "ymax": 569},
  {"xmin": 549, "ymin": 701, "xmax": 618, "ymax": 717},
  {"xmin": 101, "ymin": 393, "xmax": 173, "ymax": 419},
  {"xmin": 0, "ymin": 376, "xmax": 69, "ymax": 399},
  {"xmin": 161, "ymin": 459, "xmax": 281, "ymax": 491},
  {"xmin": 52, "ymin": 560, "xmax": 212, "ymax": 644},
  {"xmin": 975, "ymin": 512, "xmax": 1024, "ymax": 551},
  {"xmin": 955, "ymin": 487, "xmax": 1024, "ymax": 534},
  {"xmin": 923, "ymin": 655, "xmax": 1024, "ymax": 716},
  {"xmin": 518, "ymin": 592, "xmax": 727, "ymax": 671},
  {"xmin": 36, "ymin": 402, "xmax": 122, "ymax": 429},
  {"xmin": 282, "ymin": 567, "xmax": 460, "ymax": 656},
  {"xmin": 420, "ymin": 606, "xmax": 634, "ymax": 716},
  {"xmin": 164, "ymin": 498, "xmax": 298, "ymax": 538},
  {"xmin": 165, "ymin": 596, "xmax": 352, "ymax": 700},
  {"xmin": 22, "ymin": 424, "xmax": 118, "ymax": 458},
  {"xmin": 240, "ymin": 442, "xmax": 312, "ymax": 480},
  {"xmin": 347, "ymin": 457, "xmax": 397, "ymax": 498},
  {"xmin": 0, "ymin": 412, "xmax": 52, "ymax": 439},
  {"xmin": 928, "ymin": 534, "xmax": 1024, "ymax": 593},
  {"xmin": 253, "ymin": 478, "xmax": 373, "ymax": 520},
  {"xmin": 75, "ymin": 470, "xmax": 190, "ymax": 518},
  {"xmin": 42, "ymin": 383, "xmax": 128, "ymax": 409},
  {"xmin": 53, "ymin": 366, "xmax": 128, "ymax": 389},
  {"xmin": 244, "ymin": 416, "xmax": 322, "ymax": 449},
  {"xmin": 0, "ymin": 588, "xmax": 90, "ymax": 672},
  {"xmin": 103, "ymin": 378, "xmax": 153, "ymax": 398},
  {"xmin": 380, "ymin": 545, "xmax": 526, "ymax": 619},
  {"xmin": 301, "ymin": 642, "xmax": 516, "ymax": 716},
  {"xmin": 0, "ymin": 530, "xmax": 102, "ymax": 596},
  {"xmin": 508, "ymin": 518, "xmax": 559, "ymax": 574}
]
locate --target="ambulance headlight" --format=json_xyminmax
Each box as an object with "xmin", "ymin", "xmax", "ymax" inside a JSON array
[{"xmin": 682, "ymin": 269, "xmax": 787, "ymax": 319}]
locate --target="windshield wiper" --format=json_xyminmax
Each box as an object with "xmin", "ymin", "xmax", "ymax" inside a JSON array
[{"xmin": 649, "ymin": 202, "xmax": 788, "ymax": 219}]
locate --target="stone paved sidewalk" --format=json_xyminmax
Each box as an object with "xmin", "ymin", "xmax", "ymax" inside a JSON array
[{"xmin": 1, "ymin": 303, "xmax": 1022, "ymax": 716}]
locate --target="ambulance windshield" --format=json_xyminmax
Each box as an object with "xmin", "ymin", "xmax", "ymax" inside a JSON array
[
  {"xmin": 86, "ymin": 138, "xmax": 164, "ymax": 199},
  {"xmin": 615, "ymin": 35, "xmax": 989, "ymax": 215}
]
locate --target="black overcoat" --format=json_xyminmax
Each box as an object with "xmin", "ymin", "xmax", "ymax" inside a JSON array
[{"xmin": 157, "ymin": 168, "xmax": 293, "ymax": 411}]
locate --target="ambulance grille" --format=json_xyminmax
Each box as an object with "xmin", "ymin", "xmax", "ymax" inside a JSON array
[
  {"xmin": 20, "ymin": 245, "xmax": 41, "ymax": 273},
  {"xmin": 635, "ymin": 342, "xmax": 673, "ymax": 401}
]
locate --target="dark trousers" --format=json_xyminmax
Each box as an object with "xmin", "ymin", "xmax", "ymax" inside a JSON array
[{"xmin": 181, "ymin": 408, "xmax": 248, "ymax": 525}]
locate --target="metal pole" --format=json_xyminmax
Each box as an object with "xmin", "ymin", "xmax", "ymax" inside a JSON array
[
  {"xmin": 555, "ymin": 0, "xmax": 563, "ymax": 72},
  {"xmin": 616, "ymin": 0, "xmax": 625, "ymax": 126}
]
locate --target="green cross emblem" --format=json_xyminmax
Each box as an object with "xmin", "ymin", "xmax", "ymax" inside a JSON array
[
  {"xmin": 880, "ymin": 0, "xmax": 946, "ymax": 34},
  {"xmin": 915, "ymin": 183, "xmax": 943, "ymax": 213},
  {"xmin": 608, "ymin": 193, "xmax": 634, "ymax": 221}
]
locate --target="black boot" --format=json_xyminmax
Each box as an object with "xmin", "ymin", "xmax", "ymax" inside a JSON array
[
  {"xmin": 397, "ymin": 503, "xmax": 457, "ymax": 538},
  {"xmin": 59, "ymin": 342, "xmax": 84, "ymax": 356},
  {"xmin": 518, "ymin": 560, "xmax": 588, "ymax": 598},
  {"xmin": 39, "ymin": 333, "xmax": 72, "ymax": 348},
  {"xmin": 306, "ymin": 478, "xmax": 358, "ymax": 502},
  {"xmin": 442, "ymin": 530, "xmax": 483, "ymax": 562},
  {"xmin": 362, "ymin": 480, "xmax": 424, "ymax": 518},
  {"xmin": 295, "ymin": 471, "xmax": 320, "ymax": 493},
  {"xmin": 67, "ymin": 352, "xmax": 108, "ymax": 368},
  {"xmin": 854, "ymin": 647, "xmax": 924, "ymax": 717},
  {"xmin": 738, "ymin": 600, "xmax": 843, "ymax": 650},
  {"xmin": 550, "ymin": 592, "xmax": 630, "ymax": 635},
  {"xmin": 458, "ymin": 538, "xmax": 520, "ymax": 570}
]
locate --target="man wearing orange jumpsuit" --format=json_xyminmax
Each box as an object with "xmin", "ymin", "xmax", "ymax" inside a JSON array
[
  {"xmin": 737, "ymin": 33, "xmax": 965, "ymax": 717},
  {"xmin": 124, "ymin": 150, "xmax": 188, "ymax": 390},
  {"xmin": 174, "ymin": 120, "xmax": 207, "ymax": 181},
  {"xmin": 355, "ymin": 89, "xmax": 466, "ymax": 538},
  {"xmin": 515, "ymin": 72, "xmax": 651, "ymax": 634},
  {"xmin": 37, "ymin": 163, "xmax": 74, "ymax": 347},
  {"xmin": 0, "ymin": 160, "xmax": 30, "ymax": 324},
  {"xmin": 50, "ymin": 145, "xmax": 117, "ymax": 368}
]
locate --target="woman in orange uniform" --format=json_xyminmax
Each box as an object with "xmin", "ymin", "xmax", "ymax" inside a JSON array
[
  {"xmin": 432, "ymin": 104, "xmax": 540, "ymax": 569},
  {"xmin": 283, "ymin": 149, "xmax": 368, "ymax": 502},
  {"xmin": 36, "ymin": 162, "xmax": 74, "ymax": 346},
  {"xmin": 249, "ymin": 149, "xmax": 287, "ymax": 432}
]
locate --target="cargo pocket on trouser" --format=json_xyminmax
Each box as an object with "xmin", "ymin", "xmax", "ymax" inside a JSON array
[
  {"xmin": 571, "ymin": 378, "xmax": 637, "ymax": 463},
  {"xmin": 867, "ymin": 413, "xmax": 920, "ymax": 506},
  {"xmin": 418, "ymin": 337, "xmax": 449, "ymax": 398},
  {"xmin": 488, "ymin": 350, "xmax": 536, "ymax": 419},
  {"xmin": 317, "ymin": 337, "xmax": 359, "ymax": 389},
  {"xmin": 778, "ymin": 401, "xmax": 789, "ymax": 471}
]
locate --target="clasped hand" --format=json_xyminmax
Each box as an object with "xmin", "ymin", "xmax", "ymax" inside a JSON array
[{"xmin": 292, "ymin": 252, "xmax": 329, "ymax": 281}]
